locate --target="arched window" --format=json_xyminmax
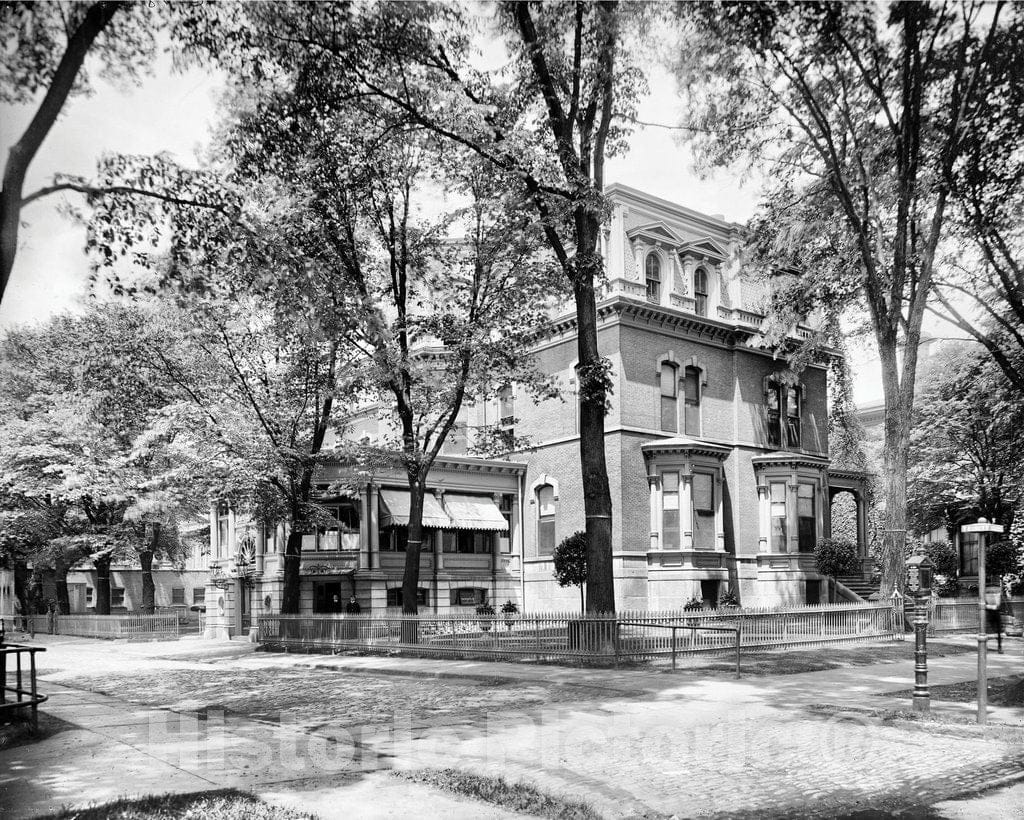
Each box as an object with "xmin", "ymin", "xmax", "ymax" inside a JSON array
[
  {"xmin": 645, "ymin": 253, "xmax": 661, "ymax": 303},
  {"xmin": 659, "ymin": 361, "xmax": 678, "ymax": 433},
  {"xmin": 537, "ymin": 484, "xmax": 556, "ymax": 555},
  {"xmin": 766, "ymin": 381, "xmax": 783, "ymax": 447},
  {"xmin": 683, "ymin": 366, "xmax": 701, "ymax": 436},
  {"xmin": 786, "ymin": 385, "xmax": 801, "ymax": 447},
  {"xmin": 765, "ymin": 377, "xmax": 802, "ymax": 448},
  {"xmin": 694, "ymin": 268, "xmax": 709, "ymax": 316}
]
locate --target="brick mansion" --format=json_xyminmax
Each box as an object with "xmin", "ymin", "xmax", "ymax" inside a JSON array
[{"xmin": 198, "ymin": 184, "xmax": 870, "ymax": 635}]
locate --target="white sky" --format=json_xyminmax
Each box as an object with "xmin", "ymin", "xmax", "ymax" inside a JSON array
[{"xmin": 0, "ymin": 50, "xmax": 889, "ymax": 404}]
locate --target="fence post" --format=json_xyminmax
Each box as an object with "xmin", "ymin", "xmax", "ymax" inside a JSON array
[{"xmin": 735, "ymin": 623, "xmax": 742, "ymax": 679}]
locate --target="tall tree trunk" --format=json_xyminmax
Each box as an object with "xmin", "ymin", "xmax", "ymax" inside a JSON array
[
  {"xmin": 575, "ymin": 258, "xmax": 616, "ymax": 614},
  {"xmin": 281, "ymin": 527, "xmax": 304, "ymax": 614},
  {"xmin": 139, "ymin": 529, "xmax": 156, "ymax": 615},
  {"xmin": 0, "ymin": 1, "xmax": 121, "ymax": 301},
  {"xmin": 94, "ymin": 553, "xmax": 111, "ymax": 614},
  {"xmin": 401, "ymin": 476, "xmax": 426, "ymax": 616},
  {"xmin": 54, "ymin": 558, "xmax": 71, "ymax": 615}
]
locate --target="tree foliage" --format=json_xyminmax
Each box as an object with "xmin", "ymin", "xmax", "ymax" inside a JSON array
[
  {"xmin": 675, "ymin": 1, "xmax": 1018, "ymax": 594},
  {"xmin": 907, "ymin": 343, "xmax": 1023, "ymax": 533},
  {"xmin": 163, "ymin": 0, "xmax": 657, "ymax": 615},
  {"xmin": 0, "ymin": 306, "xmax": 195, "ymax": 613}
]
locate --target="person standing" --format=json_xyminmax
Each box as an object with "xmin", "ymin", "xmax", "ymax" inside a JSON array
[{"xmin": 985, "ymin": 586, "xmax": 1004, "ymax": 654}]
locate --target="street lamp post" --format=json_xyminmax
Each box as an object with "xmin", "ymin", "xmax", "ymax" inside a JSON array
[
  {"xmin": 906, "ymin": 549, "xmax": 935, "ymax": 713},
  {"xmin": 961, "ymin": 517, "xmax": 1004, "ymax": 725}
]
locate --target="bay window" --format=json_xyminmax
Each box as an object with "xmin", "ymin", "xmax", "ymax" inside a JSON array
[
  {"xmin": 662, "ymin": 472, "xmax": 680, "ymax": 550},
  {"xmin": 770, "ymin": 482, "xmax": 788, "ymax": 551}
]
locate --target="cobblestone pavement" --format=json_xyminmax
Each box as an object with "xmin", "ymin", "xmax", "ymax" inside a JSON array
[{"xmin": 16, "ymin": 636, "xmax": 1024, "ymax": 818}]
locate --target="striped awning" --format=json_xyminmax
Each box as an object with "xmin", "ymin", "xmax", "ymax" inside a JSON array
[
  {"xmin": 379, "ymin": 489, "xmax": 450, "ymax": 529},
  {"xmin": 443, "ymin": 494, "xmax": 508, "ymax": 531}
]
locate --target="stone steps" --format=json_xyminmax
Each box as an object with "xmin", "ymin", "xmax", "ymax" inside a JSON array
[{"xmin": 837, "ymin": 577, "xmax": 881, "ymax": 601}]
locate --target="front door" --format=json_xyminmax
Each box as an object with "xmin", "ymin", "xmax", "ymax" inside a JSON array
[
  {"xmin": 315, "ymin": 581, "xmax": 344, "ymax": 613},
  {"xmin": 700, "ymin": 580, "xmax": 720, "ymax": 609}
]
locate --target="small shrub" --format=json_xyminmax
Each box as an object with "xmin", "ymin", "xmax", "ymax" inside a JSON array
[
  {"xmin": 924, "ymin": 540, "xmax": 959, "ymax": 578},
  {"xmin": 500, "ymin": 600, "xmax": 519, "ymax": 615},
  {"xmin": 814, "ymin": 538, "xmax": 861, "ymax": 577},
  {"xmin": 475, "ymin": 603, "xmax": 495, "ymax": 616},
  {"xmin": 553, "ymin": 530, "xmax": 588, "ymax": 611},
  {"xmin": 987, "ymin": 539, "xmax": 1021, "ymax": 580}
]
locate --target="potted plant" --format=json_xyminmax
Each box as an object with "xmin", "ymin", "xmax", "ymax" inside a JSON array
[
  {"xmin": 476, "ymin": 602, "xmax": 496, "ymax": 632},
  {"xmin": 719, "ymin": 588, "xmax": 740, "ymax": 609},
  {"xmin": 500, "ymin": 600, "xmax": 519, "ymax": 630}
]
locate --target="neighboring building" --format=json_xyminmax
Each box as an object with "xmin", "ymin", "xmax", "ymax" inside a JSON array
[
  {"xmin": 205, "ymin": 184, "xmax": 870, "ymax": 635},
  {"xmin": 64, "ymin": 526, "xmax": 210, "ymax": 617}
]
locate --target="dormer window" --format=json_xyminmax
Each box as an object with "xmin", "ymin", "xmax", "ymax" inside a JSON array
[
  {"xmin": 645, "ymin": 253, "xmax": 661, "ymax": 303},
  {"xmin": 694, "ymin": 267, "xmax": 709, "ymax": 317}
]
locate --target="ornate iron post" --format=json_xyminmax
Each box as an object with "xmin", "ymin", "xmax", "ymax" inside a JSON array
[{"xmin": 906, "ymin": 549, "xmax": 934, "ymax": 713}]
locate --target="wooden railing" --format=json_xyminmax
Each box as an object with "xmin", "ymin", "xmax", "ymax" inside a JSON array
[
  {"xmin": 0, "ymin": 643, "xmax": 47, "ymax": 730},
  {"xmin": 26, "ymin": 613, "xmax": 180, "ymax": 640},
  {"xmin": 257, "ymin": 601, "xmax": 902, "ymax": 666}
]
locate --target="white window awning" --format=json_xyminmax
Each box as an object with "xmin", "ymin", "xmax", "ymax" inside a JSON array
[
  {"xmin": 443, "ymin": 494, "xmax": 508, "ymax": 531},
  {"xmin": 379, "ymin": 489, "xmax": 451, "ymax": 529}
]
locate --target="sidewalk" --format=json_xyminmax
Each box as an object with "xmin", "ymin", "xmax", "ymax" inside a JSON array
[
  {"xmin": 0, "ymin": 680, "xmax": 534, "ymax": 820},
  {"xmin": 3, "ymin": 634, "xmax": 1022, "ymax": 819}
]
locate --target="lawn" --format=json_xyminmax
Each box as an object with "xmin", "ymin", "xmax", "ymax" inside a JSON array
[
  {"xmin": 35, "ymin": 789, "xmax": 313, "ymax": 820},
  {"xmin": 396, "ymin": 769, "xmax": 601, "ymax": 820},
  {"xmin": 885, "ymin": 675, "xmax": 1024, "ymax": 708},
  {"xmin": 662, "ymin": 639, "xmax": 973, "ymax": 677}
]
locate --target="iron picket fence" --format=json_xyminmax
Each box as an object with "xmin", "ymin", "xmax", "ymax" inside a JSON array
[
  {"xmin": 257, "ymin": 600, "xmax": 902, "ymax": 666},
  {"xmin": 24, "ymin": 613, "xmax": 180, "ymax": 640},
  {"xmin": 926, "ymin": 599, "xmax": 980, "ymax": 635}
]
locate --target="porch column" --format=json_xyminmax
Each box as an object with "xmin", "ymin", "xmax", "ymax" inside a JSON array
[
  {"xmin": 227, "ymin": 506, "xmax": 237, "ymax": 559},
  {"xmin": 857, "ymin": 490, "xmax": 869, "ymax": 565},
  {"xmin": 435, "ymin": 491, "xmax": 446, "ymax": 571},
  {"xmin": 681, "ymin": 471, "xmax": 693, "ymax": 550},
  {"xmin": 648, "ymin": 474, "xmax": 660, "ymax": 550},
  {"xmin": 359, "ymin": 488, "xmax": 370, "ymax": 570},
  {"xmin": 367, "ymin": 485, "xmax": 379, "ymax": 570},
  {"xmin": 715, "ymin": 474, "xmax": 726, "ymax": 552},
  {"xmin": 756, "ymin": 484, "xmax": 769, "ymax": 552},
  {"xmin": 255, "ymin": 524, "xmax": 266, "ymax": 575},
  {"xmin": 209, "ymin": 502, "xmax": 218, "ymax": 560}
]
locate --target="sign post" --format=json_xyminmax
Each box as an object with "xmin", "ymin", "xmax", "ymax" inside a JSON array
[{"xmin": 961, "ymin": 518, "xmax": 1004, "ymax": 725}]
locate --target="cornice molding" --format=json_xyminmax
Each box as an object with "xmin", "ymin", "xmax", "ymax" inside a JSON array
[
  {"xmin": 751, "ymin": 452, "xmax": 831, "ymax": 471},
  {"xmin": 641, "ymin": 437, "xmax": 732, "ymax": 460}
]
